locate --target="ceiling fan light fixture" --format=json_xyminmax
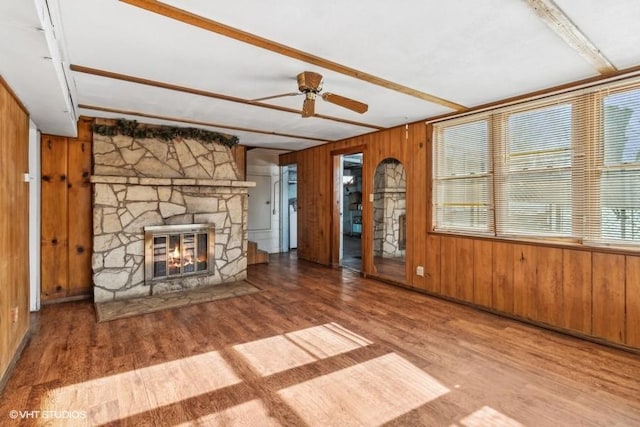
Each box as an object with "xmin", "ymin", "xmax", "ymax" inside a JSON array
[
  {"xmin": 297, "ymin": 71, "xmax": 323, "ymax": 93},
  {"xmin": 301, "ymin": 95, "xmax": 315, "ymax": 118}
]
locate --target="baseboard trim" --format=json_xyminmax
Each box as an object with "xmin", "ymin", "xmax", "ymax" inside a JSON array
[
  {"xmin": 0, "ymin": 330, "xmax": 31, "ymax": 396},
  {"xmin": 41, "ymin": 294, "xmax": 91, "ymax": 305}
]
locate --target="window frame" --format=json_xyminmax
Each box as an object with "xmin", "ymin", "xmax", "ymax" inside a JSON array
[
  {"xmin": 496, "ymin": 100, "xmax": 576, "ymax": 240},
  {"xmin": 432, "ymin": 115, "xmax": 494, "ymax": 235},
  {"xmin": 430, "ymin": 77, "xmax": 640, "ymax": 251}
]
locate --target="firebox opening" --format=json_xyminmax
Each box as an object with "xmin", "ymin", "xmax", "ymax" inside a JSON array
[{"xmin": 144, "ymin": 224, "xmax": 215, "ymax": 282}]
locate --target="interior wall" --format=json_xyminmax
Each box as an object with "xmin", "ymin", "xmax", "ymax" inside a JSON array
[
  {"xmin": 280, "ymin": 123, "xmax": 427, "ymax": 281},
  {"xmin": 28, "ymin": 119, "xmax": 41, "ymax": 312},
  {"xmin": 281, "ymin": 122, "xmax": 640, "ymax": 351},
  {"xmin": 40, "ymin": 118, "xmax": 93, "ymax": 302},
  {"xmin": 247, "ymin": 149, "xmax": 287, "ymax": 253},
  {"xmin": 0, "ymin": 77, "xmax": 30, "ymax": 388}
]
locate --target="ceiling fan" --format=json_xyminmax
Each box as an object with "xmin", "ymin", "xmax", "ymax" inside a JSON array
[{"xmin": 253, "ymin": 71, "xmax": 368, "ymax": 118}]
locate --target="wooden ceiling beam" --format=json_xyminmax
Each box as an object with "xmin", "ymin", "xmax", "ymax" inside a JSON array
[
  {"xmin": 526, "ymin": 0, "xmax": 617, "ymax": 75},
  {"xmin": 79, "ymin": 104, "xmax": 329, "ymax": 143},
  {"xmin": 70, "ymin": 64, "xmax": 383, "ymax": 130},
  {"xmin": 119, "ymin": 0, "xmax": 466, "ymax": 111}
]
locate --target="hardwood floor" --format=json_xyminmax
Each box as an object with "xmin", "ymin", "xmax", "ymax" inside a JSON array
[
  {"xmin": 341, "ymin": 234, "xmax": 362, "ymax": 271},
  {"xmin": 1, "ymin": 253, "xmax": 640, "ymax": 426},
  {"xmin": 373, "ymin": 255, "xmax": 406, "ymax": 281}
]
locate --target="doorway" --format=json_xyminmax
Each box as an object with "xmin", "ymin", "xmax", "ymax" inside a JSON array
[
  {"xmin": 372, "ymin": 158, "xmax": 406, "ymax": 280},
  {"xmin": 280, "ymin": 164, "xmax": 297, "ymax": 252},
  {"xmin": 340, "ymin": 153, "xmax": 362, "ymax": 271}
]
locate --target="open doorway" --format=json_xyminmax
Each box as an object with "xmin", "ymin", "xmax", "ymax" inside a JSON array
[
  {"xmin": 280, "ymin": 164, "xmax": 297, "ymax": 252},
  {"xmin": 340, "ymin": 153, "xmax": 362, "ymax": 271}
]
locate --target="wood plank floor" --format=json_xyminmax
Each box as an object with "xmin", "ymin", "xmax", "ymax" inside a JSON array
[{"xmin": 1, "ymin": 253, "xmax": 640, "ymax": 426}]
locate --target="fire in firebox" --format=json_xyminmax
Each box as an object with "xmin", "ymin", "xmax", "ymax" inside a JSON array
[{"xmin": 144, "ymin": 224, "xmax": 213, "ymax": 281}]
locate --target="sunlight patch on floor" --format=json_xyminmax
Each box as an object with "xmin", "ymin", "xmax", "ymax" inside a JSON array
[
  {"xmin": 176, "ymin": 399, "xmax": 282, "ymax": 427},
  {"xmin": 39, "ymin": 324, "xmax": 452, "ymax": 425},
  {"xmin": 232, "ymin": 322, "xmax": 372, "ymax": 377},
  {"xmin": 456, "ymin": 405, "xmax": 524, "ymax": 427},
  {"xmin": 277, "ymin": 352, "xmax": 449, "ymax": 426},
  {"xmin": 44, "ymin": 351, "xmax": 241, "ymax": 425}
]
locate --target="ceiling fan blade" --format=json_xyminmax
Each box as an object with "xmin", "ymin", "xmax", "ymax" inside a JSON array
[
  {"xmin": 301, "ymin": 96, "xmax": 315, "ymax": 118},
  {"xmin": 321, "ymin": 92, "xmax": 368, "ymax": 114},
  {"xmin": 251, "ymin": 92, "xmax": 300, "ymax": 102}
]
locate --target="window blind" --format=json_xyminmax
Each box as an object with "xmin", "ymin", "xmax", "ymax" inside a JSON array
[
  {"xmin": 432, "ymin": 75, "xmax": 640, "ymax": 249},
  {"xmin": 433, "ymin": 117, "xmax": 493, "ymax": 234},
  {"xmin": 587, "ymin": 85, "xmax": 640, "ymax": 245}
]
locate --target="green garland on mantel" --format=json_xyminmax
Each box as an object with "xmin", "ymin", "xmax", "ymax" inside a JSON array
[{"xmin": 92, "ymin": 119, "xmax": 239, "ymax": 147}]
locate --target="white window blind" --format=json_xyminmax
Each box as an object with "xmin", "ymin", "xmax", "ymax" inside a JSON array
[
  {"xmin": 497, "ymin": 102, "xmax": 575, "ymax": 238},
  {"xmin": 433, "ymin": 118, "xmax": 492, "ymax": 234},
  {"xmin": 587, "ymin": 86, "xmax": 640, "ymax": 245},
  {"xmin": 432, "ymin": 76, "xmax": 640, "ymax": 249}
]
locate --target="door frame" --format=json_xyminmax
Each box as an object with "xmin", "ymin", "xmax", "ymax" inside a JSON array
[
  {"xmin": 279, "ymin": 163, "xmax": 297, "ymax": 252},
  {"xmin": 330, "ymin": 146, "xmax": 365, "ymax": 267}
]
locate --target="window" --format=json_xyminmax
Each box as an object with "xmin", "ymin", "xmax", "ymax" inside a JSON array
[
  {"xmin": 432, "ymin": 77, "xmax": 640, "ymax": 249},
  {"xmin": 597, "ymin": 88, "xmax": 640, "ymax": 243},
  {"xmin": 433, "ymin": 118, "xmax": 492, "ymax": 234},
  {"xmin": 499, "ymin": 103, "xmax": 573, "ymax": 237}
]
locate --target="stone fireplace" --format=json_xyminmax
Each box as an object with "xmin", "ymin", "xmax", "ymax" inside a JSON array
[{"xmin": 91, "ymin": 120, "xmax": 254, "ymax": 303}]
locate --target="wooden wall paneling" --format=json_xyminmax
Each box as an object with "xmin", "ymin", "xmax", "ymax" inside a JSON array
[
  {"xmin": 424, "ymin": 234, "xmax": 441, "ymax": 293},
  {"xmin": 592, "ymin": 252, "xmax": 626, "ymax": 344},
  {"xmin": 40, "ymin": 135, "xmax": 69, "ymax": 301},
  {"xmin": 0, "ymin": 77, "xmax": 30, "ymax": 384},
  {"xmin": 77, "ymin": 116, "xmax": 93, "ymax": 141},
  {"xmin": 440, "ymin": 237, "xmax": 457, "ymax": 298},
  {"xmin": 473, "ymin": 239, "xmax": 493, "ymax": 307},
  {"xmin": 66, "ymin": 135, "xmax": 93, "ymax": 297},
  {"xmin": 279, "ymin": 151, "xmax": 295, "ymax": 166},
  {"xmin": 535, "ymin": 246, "xmax": 563, "ymax": 325},
  {"xmin": 40, "ymin": 120, "xmax": 94, "ymax": 302},
  {"xmin": 396, "ymin": 126, "xmax": 411, "ymax": 283},
  {"xmin": 493, "ymin": 241, "xmax": 515, "ymax": 313},
  {"xmin": 294, "ymin": 151, "xmax": 305, "ymax": 260},
  {"xmin": 295, "ymin": 144, "xmax": 332, "ymax": 266},
  {"xmin": 625, "ymin": 255, "xmax": 640, "ymax": 347},
  {"xmin": 307, "ymin": 150, "xmax": 316, "ymax": 263},
  {"xmin": 372, "ymin": 128, "xmax": 387, "ymax": 163},
  {"xmin": 231, "ymin": 145, "xmax": 247, "ymax": 180},
  {"xmin": 330, "ymin": 154, "xmax": 341, "ymax": 266},
  {"xmin": 562, "ymin": 249, "xmax": 592, "ymax": 334},
  {"xmin": 513, "ymin": 244, "xmax": 538, "ymax": 320},
  {"xmin": 317, "ymin": 146, "xmax": 331, "ymax": 265},
  {"xmin": 297, "ymin": 150, "xmax": 314, "ymax": 263},
  {"xmin": 360, "ymin": 139, "xmax": 374, "ymax": 275},
  {"xmin": 363, "ymin": 132, "xmax": 378, "ymax": 276},
  {"xmin": 306, "ymin": 148, "xmax": 316, "ymax": 263},
  {"xmin": 408, "ymin": 123, "xmax": 427, "ymax": 288},
  {"xmin": 455, "ymin": 237, "xmax": 474, "ymax": 302}
]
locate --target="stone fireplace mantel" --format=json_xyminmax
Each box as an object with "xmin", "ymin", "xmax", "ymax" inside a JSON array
[{"xmin": 91, "ymin": 175, "xmax": 256, "ymax": 189}]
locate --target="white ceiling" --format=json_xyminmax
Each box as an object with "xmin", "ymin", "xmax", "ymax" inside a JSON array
[{"xmin": 2, "ymin": 0, "xmax": 640, "ymax": 151}]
